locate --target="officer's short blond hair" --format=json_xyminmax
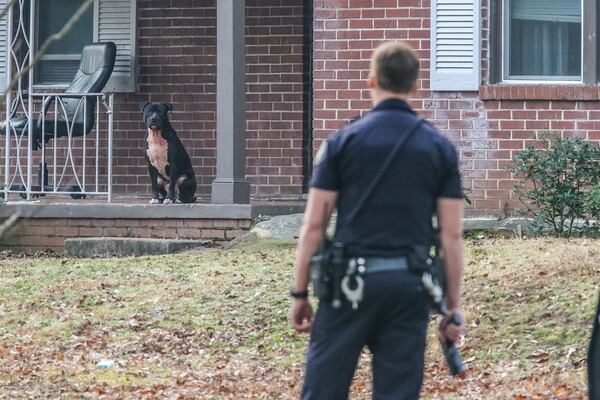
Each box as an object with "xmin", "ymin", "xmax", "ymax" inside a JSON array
[{"xmin": 370, "ymin": 41, "xmax": 419, "ymax": 94}]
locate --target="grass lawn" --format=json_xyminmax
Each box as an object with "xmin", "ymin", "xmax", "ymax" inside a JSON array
[{"xmin": 0, "ymin": 237, "xmax": 598, "ymax": 399}]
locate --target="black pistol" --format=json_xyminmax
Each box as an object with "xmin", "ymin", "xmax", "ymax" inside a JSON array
[{"xmin": 441, "ymin": 313, "xmax": 465, "ymax": 376}]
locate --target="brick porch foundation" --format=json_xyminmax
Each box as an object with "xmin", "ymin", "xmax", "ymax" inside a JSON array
[{"xmin": 0, "ymin": 203, "xmax": 257, "ymax": 252}]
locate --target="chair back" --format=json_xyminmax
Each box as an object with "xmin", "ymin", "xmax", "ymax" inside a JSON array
[{"xmin": 58, "ymin": 42, "xmax": 116, "ymax": 134}]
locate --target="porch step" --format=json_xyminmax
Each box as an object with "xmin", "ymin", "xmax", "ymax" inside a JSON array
[{"xmin": 64, "ymin": 237, "xmax": 211, "ymax": 258}]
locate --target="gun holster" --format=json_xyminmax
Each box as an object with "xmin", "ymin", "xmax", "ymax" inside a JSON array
[
  {"xmin": 309, "ymin": 241, "xmax": 346, "ymax": 303},
  {"xmin": 408, "ymin": 243, "xmax": 446, "ymax": 292}
]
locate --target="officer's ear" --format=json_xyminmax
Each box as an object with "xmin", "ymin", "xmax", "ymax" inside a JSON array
[
  {"xmin": 368, "ymin": 74, "xmax": 377, "ymax": 90},
  {"xmin": 409, "ymin": 82, "xmax": 418, "ymax": 96}
]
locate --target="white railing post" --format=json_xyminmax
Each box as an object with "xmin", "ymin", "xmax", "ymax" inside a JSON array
[
  {"xmin": 107, "ymin": 94, "xmax": 113, "ymax": 203},
  {"xmin": 25, "ymin": 0, "xmax": 34, "ymax": 200},
  {"xmin": 3, "ymin": 3, "xmax": 12, "ymax": 201}
]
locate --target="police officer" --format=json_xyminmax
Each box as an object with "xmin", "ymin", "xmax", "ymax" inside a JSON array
[{"xmin": 290, "ymin": 41, "xmax": 466, "ymax": 399}]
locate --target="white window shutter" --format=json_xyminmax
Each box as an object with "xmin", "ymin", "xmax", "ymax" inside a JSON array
[
  {"xmin": 0, "ymin": 0, "xmax": 9, "ymax": 93},
  {"xmin": 94, "ymin": 0, "xmax": 137, "ymax": 92},
  {"xmin": 430, "ymin": 0, "xmax": 481, "ymax": 91}
]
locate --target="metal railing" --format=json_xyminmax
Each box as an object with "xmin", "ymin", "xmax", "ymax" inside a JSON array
[
  {"xmin": 2, "ymin": 92, "xmax": 114, "ymax": 201},
  {"xmin": 1, "ymin": 0, "xmax": 115, "ymax": 202}
]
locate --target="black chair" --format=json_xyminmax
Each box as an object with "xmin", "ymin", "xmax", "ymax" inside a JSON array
[{"xmin": 0, "ymin": 42, "xmax": 116, "ymax": 197}]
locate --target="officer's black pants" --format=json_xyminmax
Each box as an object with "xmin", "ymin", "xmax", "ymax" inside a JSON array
[{"xmin": 301, "ymin": 270, "xmax": 430, "ymax": 400}]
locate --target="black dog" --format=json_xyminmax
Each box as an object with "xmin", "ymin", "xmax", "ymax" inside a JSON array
[{"xmin": 140, "ymin": 102, "xmax": 196, "ymax": 204}]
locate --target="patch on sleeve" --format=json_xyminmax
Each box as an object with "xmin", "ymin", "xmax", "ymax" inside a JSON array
[{"xmin": 314, "ymin": 141, "xmax": 328, "ymax": 166}]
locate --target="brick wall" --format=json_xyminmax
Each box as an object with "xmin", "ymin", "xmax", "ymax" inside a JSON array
[
  {"xmin": 245, "ymin": 0, "xmax": 305, "ymax": 198},
  {"xmin": 0, "ymin": 217, "xmax": 251, "ymax": 251},
  {"xmin": 110, "ymin": 0, "xmax": 305, "ymax": 200},
  {"xmin": 312, "ymin": 0, "xmax": 492, "ymax": 217},
  {"xmin": 312, "ymin": 0, "xmax": 600, "ymax": 217}
]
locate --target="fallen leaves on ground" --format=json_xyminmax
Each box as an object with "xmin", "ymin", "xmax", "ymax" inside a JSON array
[{"xmin": 0, "ymin": 238, "xmax": 597, "ymax": 399}]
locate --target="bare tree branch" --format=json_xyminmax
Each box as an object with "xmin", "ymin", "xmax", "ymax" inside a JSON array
[
  {"xmin": 0, "ymin": 0, "xmax": 18, "ymax": 21},
  {"xmin": 0, "ymin": 210, "xmax": 19, "ymax": 238}
]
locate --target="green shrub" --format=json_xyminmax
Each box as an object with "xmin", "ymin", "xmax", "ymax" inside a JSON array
[
  {"xmin": 586, "ymin": 184, "xmax": 600, "ymax": 221},
  {"xmin": 512, "ymin": 137, "xmax": 600, "ymax": 237}
]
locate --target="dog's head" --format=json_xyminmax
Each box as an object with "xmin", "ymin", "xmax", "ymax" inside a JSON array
[{"xmin": 140, "ymin": 102, "xmax": 173, "ymax": 131}]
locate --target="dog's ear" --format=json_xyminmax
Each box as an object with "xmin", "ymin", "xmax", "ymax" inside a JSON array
[
  {"xmin": 163, "ymin": 102, "xmax": 173, "ymax": 112},
  {"xmin": 139, "ymin": 101, "xmax": 151, "ymax": 112}
]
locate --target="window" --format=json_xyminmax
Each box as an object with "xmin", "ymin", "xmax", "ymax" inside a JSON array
[
  {"xmin": 490, "ymin": 0, "xmax": 598, "ymax": 84},
  {"xmin": 504, "ymin": 0, "xmax": 582, "ymax": 81},
  {"xmin": 36, "ymin": 0, "xmax": 94, "ymax": 85},
  {"xmin": 0, "ymin": 0, "xmax": 137, "ymax": 92}
]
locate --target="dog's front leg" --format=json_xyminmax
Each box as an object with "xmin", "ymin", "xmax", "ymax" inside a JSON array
[
  {"xmin": 163, "ymin": 168, "xmax": 178, "ymax": 204},
  {"xmin": 148, "ymin": 164, "xmax": 162, "ymax": 204}
]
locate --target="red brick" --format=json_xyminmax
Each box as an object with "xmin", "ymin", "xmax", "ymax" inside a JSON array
[
  {"xmin": 500, "ymin": 120, "xmax": 524, "ymax": 130},
  {"xmin": 550, "ymin": 101, "xmax": 576, "ymax": 110},
  {"xmin": 525, "ymin": 120, "xmax": 549, "ymax": 130},
  {"xmin": 473, "ymin": 180, "xmax": 497, "ymax": 189},
  {"xmin": 55, "ymin": 226, "xmax": 79, "ymax": 237},
  {"xmin": 102, "ymin": 227, "xmax": 129, "ymax": 237},
  {"xmin": 149, "ymin": 227, "xmax": 178, "ymax": 239},
  {"xmin": 473, "ymin": 199, "xmax": 501, "ymax": 209},
  {"xmin": 238, "ymin": 220, "xmax": 252, "ymax": 229},
  {"xmin": 487, "ymin": 170, "xmax": 512, "ymax": 179},
  {"xmin": 201, "ymin": 229, "xmax": 226, "ymax": 239},
  {"xmin": 486, "ymin": 190, "xmax": 511, "ymax": 199},
  {"xmin": 79, "ymin": 227, "xmax": 103, "ymax": 236},
  {"xmin": 498, "ymin": 180, "xmax": 517, "ymax": 190},
  {"xmin": 175, "ymin": 228, "xmax": 202, "ymax": 239},
  {"xmin": 19, "ymin": 236, "xmax": 65, "ymax": 247},
  {"xmin": 499, "ymin": 140, "xmax": 524, "ymax": 150},
  {"xmin": 487, "ymin": 110, "xmax": 511, "ymax": 119},
  {"xmin": 550, "ymin": 120, "xmax": 575, "ymax": 130},
  {"xmin": 563, "ymin": 111, "xmax": 588, "ymax": 120},
  {"xmin": 538, "ymin": 111, "xmax": 562, "ymax": 119},
  {"xmin": 213, "ymin": 220, "xmax": 240, "ymax": 229},
  {"xmin": 511, "ymin": 111, "xmax": 536, "ymax": 120}
]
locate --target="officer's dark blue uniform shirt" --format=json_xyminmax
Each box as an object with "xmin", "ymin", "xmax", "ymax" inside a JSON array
[{"xmin": 310, "ymin": 99, "xmax": 463, "ymax": 257}]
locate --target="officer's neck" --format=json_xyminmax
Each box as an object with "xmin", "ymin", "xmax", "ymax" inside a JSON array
[{"xmin": 372, "ymin": 91, "xmax": 410, "ymax": 107}]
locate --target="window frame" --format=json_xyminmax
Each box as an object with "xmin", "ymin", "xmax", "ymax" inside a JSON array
[
  {"xmin": 34, "ymin": 0, "xmax": 97, "ymax": 88},
  {"xmin": 490, "ymin": 0, "xmax": 597, "ymax": 85}
]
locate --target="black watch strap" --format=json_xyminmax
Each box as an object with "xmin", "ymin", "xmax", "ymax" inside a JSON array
[{"xmin": 290, "ymin": 289, "xmax": 309, "ymax": 299}]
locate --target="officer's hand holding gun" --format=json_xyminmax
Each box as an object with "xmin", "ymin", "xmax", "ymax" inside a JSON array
[
  {"xmin": 440, "ymin": 309, "xmax": 464, "ymax": 342},
  {"xmin": 439, "ymin": 310, "xmax": 466, "ymax": 376}
]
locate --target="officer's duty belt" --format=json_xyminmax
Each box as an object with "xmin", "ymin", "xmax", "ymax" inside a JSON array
[{"xmin": 358, "ymin": 257, "xmax": 409, "ymax": 274}]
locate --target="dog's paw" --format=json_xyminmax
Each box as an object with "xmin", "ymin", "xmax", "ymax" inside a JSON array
[
  {"xmin": 149, "ymin": 198, "xmax": 160, "ymax": 204},
  {"xmin": 163, "ymin": 198, "xmax": 174, "ymax": 204}
]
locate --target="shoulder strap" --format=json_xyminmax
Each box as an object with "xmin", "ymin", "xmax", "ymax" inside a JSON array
[{"xmin": 345, "ymin": 118, "xmax": 424, "ymax": 225}]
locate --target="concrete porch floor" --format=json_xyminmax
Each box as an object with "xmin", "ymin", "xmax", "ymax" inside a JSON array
[{"xmin": 0, "ymin": 197, "xmax": 306, "ymax": 220}]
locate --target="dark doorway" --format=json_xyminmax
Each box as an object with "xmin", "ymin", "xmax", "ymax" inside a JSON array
[{"xmin": 301, "ymin": 0, "xmax": 313, "ymax": 193}]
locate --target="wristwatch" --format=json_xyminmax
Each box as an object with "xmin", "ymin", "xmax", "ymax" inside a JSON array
[{"xmin": 289, "ymin": 289, "xmax": 309, "ymax": 299}]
